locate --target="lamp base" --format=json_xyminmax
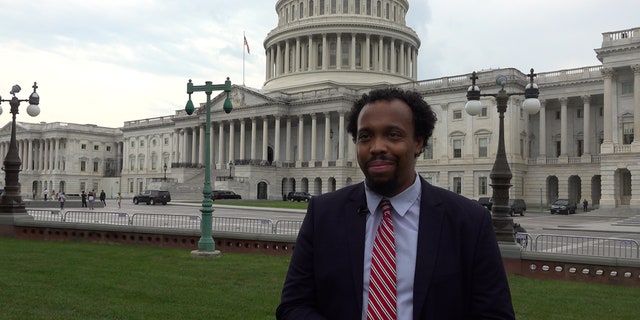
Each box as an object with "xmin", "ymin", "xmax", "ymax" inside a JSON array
[{"xmin": 190, "ymin": 249, "xmax": 222, "ymax": 259}]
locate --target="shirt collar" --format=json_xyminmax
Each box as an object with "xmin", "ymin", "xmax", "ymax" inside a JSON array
[{"xmin": 364, "ymin": 173, "xmax": 421, "ymax": 217}]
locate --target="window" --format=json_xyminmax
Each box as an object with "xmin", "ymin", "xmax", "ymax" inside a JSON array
[
  {"xmin": 300, "ymin": 2, "xmax": 304, "ymax": 18},
  {"xmin": 424, "ymin": 138, "xmax": 433, "ymax": 159},
  {"xmin": 600, "ymin": 107, "xmax": 603, "ymax": 117},
  {"xmin": 577, "ymin": 108, "xmax": 583, "ymax": 118},
  {"xmin": 80, "ymin": 161, "xmax": 86, "ymax": 172},
  {"xmin": 453, "ymin": 177, "xmax": 462, "ymax": 194},
  {"xmin": 555, "ymin": 111, "xmax": 561, "ymax": 120},
  {"xmin": 355, "ymin": 0, "xmax": 360, "ymax": 14},
  {"xmin": 93, "ymin": 161, "xmax": 99, "ymax": 172},
  {"xmin": 621, "ymin": 82, "xmax": 634, "ymax": 95},
  {"xmin": 479, "ymin": 177, "xmax": 488, "ymax": 195},
  {"xmin": 317, "ymin": 43, "xmax": 323, "ymax": 67},
  {"xmin": 376, "ymin": 0, "xmax": 381, "ymax": 17},
  {"xmin": 623, "ymin": 122, "xmax": 634, "ymax": 144},
  {"xmin": 139, "ymin": 157, "xmax": 145, "ymax": 170},
  {"xmin": 555, "ymin": 141, "xmax": 561, "ymax": 157},
  {"xmin": 128, "ymin": 179, "xmax": 134, "ymax": 193},
  {"xmin": 520, "ymin": 138, "xmax": 524, "ymax": 157},
  {"xmin": 478, "ymin": 137, "xmax": 488, "ymax": 157},
  {"xmin": 81, "ymin": 144, "xmax": 87, "ymax": 150},
  {"xmin": 94, "ymin": 145, "xmax": 99, "ymax": 151},
  {"xmin": 291, "ymin": 5, "xmax": 295, "ymax": 20},
  {"xmin": 577, "ymin": 139, "xmax": 583, "ymax": 157},
  {"xmin": 140, "ymin": 140, "xmax": 144, "ymax": 147},
  {"xmin": 106, "ymin": 146, "xmax": 112, "ymax": 151},
  {"xmin": 331, "ymin": 0, "xmax": 336, "ymax": 13},
  {"xmin": 366, "ymin": 0, "xmax": 371, "ymax": 15},
  {"xmin": 341, "ymin": 38, "xmax": 349, "ymax": 67},
  {"xmin": 131, "ymin": 141, "xmax": 135, "ymax": 147},
  {"xmin": 320, "ymin": 0, "xmax": 325, "ymax": 14},
  {"xmin": 453, "ymin": 110, "xmax": 462, "ymax": 120},
  {"xmin": 342, "ymin": 0, "xmax": 348, "ymax": 13},
  {"xmin": 453, "ymin": 139, "xmax": 462, "ymax": 158},
  {"xmin": 329, "ymin": 41, "xmax": 337, "ymax": 67},
  {"xmin": 164, "ymin": 137, "xmax": 169, "ymax": 145},
  {"xmin": 80, "ymin": 182, "xmax": 86, "ymax": 192},
  {"xmin": 480, "ymin": 107, "xmax": 488, "ymax": 117}
]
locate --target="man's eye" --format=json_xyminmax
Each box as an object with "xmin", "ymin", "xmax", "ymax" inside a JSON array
[{"xmin": 358, "ymin": 134, "xmax": 370, "ymax": 141}]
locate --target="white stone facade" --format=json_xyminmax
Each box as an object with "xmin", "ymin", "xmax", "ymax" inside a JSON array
[{"xmin": 1, "ymin": 2, "xmax": 639, "ymax": 209}]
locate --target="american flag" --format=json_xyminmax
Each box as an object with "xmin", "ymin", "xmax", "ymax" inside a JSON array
[{"xmin": 244, "ymin": 36, "xmax": 250, "ymax": 54}]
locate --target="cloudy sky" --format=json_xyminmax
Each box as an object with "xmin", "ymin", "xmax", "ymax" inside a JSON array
[{"xmin": 1, "ymin": 0, "xmax": 638, "ymax": 128}]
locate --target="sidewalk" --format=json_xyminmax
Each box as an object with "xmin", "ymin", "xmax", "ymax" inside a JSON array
[{"xmin": 550, "ymin": 207, "xmax": 640, "ymax": 234}]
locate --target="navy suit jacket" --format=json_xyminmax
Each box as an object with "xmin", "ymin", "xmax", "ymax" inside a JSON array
[{"xmin": 276, "ymin": 178, "xmax": 514, "ymax": 320}]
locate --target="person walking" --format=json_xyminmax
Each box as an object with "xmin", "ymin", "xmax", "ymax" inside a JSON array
[
  {"xmin": 58, "ymin": 192, "xmax": 66, "ymax": 210},
  {"xmin": 116, "ymin": 192, "xmax": 122, "ymax": 209},
  {"xmin": 276, "ymin": 88, "xmax": 514, "ymax": 319},
  {"xmin": 88, "ymin": 190, "xmax": 95, "ymax": 210},
  {"xmin": 81, "ymin": 191, "xmax": 88, "ymax": 208},
  {"xmin": 100, "ymin": 190, "xmax": 107, "ymax": 207},
  {"xmin": 583, "ymin": 199, "xmax": 589, "ymax": 212},
  {"xmin": 43, "ymin": 188, "xmax": 49, "ymax": 201}
]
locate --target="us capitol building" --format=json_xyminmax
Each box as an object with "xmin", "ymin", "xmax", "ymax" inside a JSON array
[{"xmin": 1, "ymin": 0, "xmax": 639, "ymax": 209}]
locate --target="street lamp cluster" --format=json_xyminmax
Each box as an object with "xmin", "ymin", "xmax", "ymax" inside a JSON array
[
  {"xmin": 185, "ymin": 78, "xmax": 233, "ymax": 257},
  {"xmin": 0, "ymin": 83, "xmax": 40, "ymax": 216},
  {"xmin": 464, "ymin": 69, "xmax": 541, "ymax": 243}
]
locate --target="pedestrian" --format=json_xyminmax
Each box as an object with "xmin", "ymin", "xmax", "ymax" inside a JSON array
[
  {"xmin": 100, "ymin": 190, "xmax": 106, "ymax": 206},
  {"xmin": 58, "ymin": 192, "xmax": 66, "ymax": 210},
  {"xmin": 43, "ymin": 188, "xmax": 49, "ymax": 201},
  {"xmin": 583, "ymin": 199, "xmax": 589, "ymax": 212},
  {"xmin": 276, "ymin": 88, "xmax": 514, "ymax": 319},
  {"xmin": 116, "ymin": 192, "xmax": 122, "ymax": 209},
  {"xmin": 81, "ymin": 191, "xmax": 87, "ymax": 208},
  {"xmin": 88, "ymin": 190, "xmax": 95, "ymax": 210}
]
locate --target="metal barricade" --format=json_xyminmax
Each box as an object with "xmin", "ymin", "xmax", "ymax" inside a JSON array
[
  {"xmin": 274, "ymin": 220, "xmax": 304, "ymax": 236},
  {"xmin": 130, "ymin": 213, "xmax": 201, "ymax": 229},
  {"xmin": 63, "ymin": 211, "xmax": 130, "ymax": 225},
  {"xmin": 28, "ymin": 209, "xmax": 63, "ymax": 222},
  {"xmin": 212, "ymin": 216, "xmax": 274, "ymax": 234},
  {"xmin": 532, "ymin": 234, "xmax": 640, "ymax": 259}
]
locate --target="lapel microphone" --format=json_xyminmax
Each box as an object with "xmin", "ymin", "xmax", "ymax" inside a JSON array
[{"xmin": 357, "ymin": 205, "xmax": 370, "ymax": 216}]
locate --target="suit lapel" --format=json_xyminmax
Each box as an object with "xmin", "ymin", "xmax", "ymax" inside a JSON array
[
  {"xmin": 345, "ymin": 183, "xmax": 367, "ymax": 312},
  {"xmin": 412, "ymin": 179, "xmax": 445, "ymax": 320}
]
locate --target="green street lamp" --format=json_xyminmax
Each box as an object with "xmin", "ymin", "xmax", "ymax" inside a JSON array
[
  {"xmin": 0, "ymin": 83, "xmax": 40, "ymax": 219},
  {"xmin": 464, "ymin": 69, "xmax": 540, "ymax": 243},
  {"xmin": 185, "ymin": 78, "xmax": 232, "ymax": 258}
]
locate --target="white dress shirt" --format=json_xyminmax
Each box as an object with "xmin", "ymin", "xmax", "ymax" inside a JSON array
[{"xmin": 362, "ymin": 174, "xmax": 422, "ymax": 320}]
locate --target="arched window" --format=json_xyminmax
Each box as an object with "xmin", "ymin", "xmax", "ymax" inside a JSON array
[
  {"xmin": 376, "ymin": 1, "xmax": 381, "ymax": 17},
  {"xmin": 300, "ymin": 2, "xmax": 304, "ymax": 19},
  {"xmin": 310, "ymin": 0, "xmax": 314, "ymax": 16}
]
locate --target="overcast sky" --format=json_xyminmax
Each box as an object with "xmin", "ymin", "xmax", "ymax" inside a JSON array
[{"xmin": 1, "ymin": 0, "xmax": 638, "ymax": 128}]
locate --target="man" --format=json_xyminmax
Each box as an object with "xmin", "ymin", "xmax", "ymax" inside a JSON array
[
  {"xmin": 276, "ymin": 88, "xmax": 514, "ymax": 319},
  {"xmin": 81, "ymin": 191, "xmax": 88, "ymax": 208},
  {"xmin": 100, "ymin": 190, "xmax": 107, "ymax": 206}
]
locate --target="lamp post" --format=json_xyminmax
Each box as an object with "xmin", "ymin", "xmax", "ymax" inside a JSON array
[
  {"xmin": 0, "ymin": 83, "xmax": 40, "ymax": 217},
  {"xmin": 465, "ymin": 69, "xmax": 540, "ymax": 243},
  {"xmin": 228, "ymin": 161, "xmax": 233, "ymax": 179},
  {"xmin": 185, "ymin": 78, "xmax": 232, "ymax": 257},
  {"xmin": 163, "ymin": 163, "xmax": 167, "ymax": 181}
]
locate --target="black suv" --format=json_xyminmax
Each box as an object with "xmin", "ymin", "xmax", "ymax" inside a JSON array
[
  {"xmin": 478, "ymin": 197, "xmax": 492, "ymax": 210},
  {"xmin": 509, "ymin": 199, "xmax": 527, "ymax": 216},
  {"xmin": 211, "ymin": 190, "xmax": 242, "ymax": 200},
  {"xmin": 133, "ymin": 190, "xmax": 171, "ymax": 205},
  {"xmin": 287, "ymin": 191, "xmax": 311, "ymax": 202}
]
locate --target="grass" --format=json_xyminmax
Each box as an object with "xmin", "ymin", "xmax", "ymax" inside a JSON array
[{"xmin": 1, "ymin": 238, "xmax": 639, "ymax": 319}]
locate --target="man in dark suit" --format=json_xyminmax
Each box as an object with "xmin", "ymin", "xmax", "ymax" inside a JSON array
[{"xmin": 276, "ymin": 88, "xmax": 514, "ymax": 319}]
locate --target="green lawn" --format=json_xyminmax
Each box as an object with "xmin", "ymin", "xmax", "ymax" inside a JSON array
[{"xmin": 1, "ymin": 238, "xmax": 638, "ymax": 319}]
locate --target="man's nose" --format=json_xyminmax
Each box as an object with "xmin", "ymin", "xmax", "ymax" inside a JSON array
[{"xmin": 369, "ymin": 136, "xmax": 387, "ymax": 154}]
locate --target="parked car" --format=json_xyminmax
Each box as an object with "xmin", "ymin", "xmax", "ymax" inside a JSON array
[
  {"xmin": 133, "ymin": 190, "xmax": 171, "ymax": 205},
  {"xmin": 212, "ymin": 190, "xmax": 242, "ymax": 200},
  {"xmin": 478, "ymin": 197, "xmax": 492, "ymax": 210},
  {"xmin": 550, "ymin": 199, "xmax": 577, "ymax": 215},
  {"xmin": 287, "ymin": 191, "xmax": 312, "ymax": 202},
  {"xmin": 509, "ymin": 199, "xmax": 527, "ymax": 216}
]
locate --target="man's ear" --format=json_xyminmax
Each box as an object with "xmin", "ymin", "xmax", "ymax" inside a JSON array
[{"xmin": 414, "ymin": 136, "xmax": 425, "ymax": 157}]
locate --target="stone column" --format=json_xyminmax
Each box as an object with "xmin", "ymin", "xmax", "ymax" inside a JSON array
[
  {"xmin": 199, "ymin": 124, "xmax": 205, "ymax": 166},
  {"xmin": 276, "ymin": 43, "xmax": 282, "ymax": 76},
  {"xmin": 560, "ymin": 97, "xmax": 568, "ymax": 159},
  {"xmin": 582, "ymin": 95, "xmax": 591, "ymax": 157},
  {"xmin": 601, "ymin": 67, "xmax": 614, "ymax": 153},
  {"xmin": 308, "ymin": 36, "xmax": 313, "ymax": 71},
  {"xmin": 274, "ymin": 116, "xmax": 281, "ymax": 163},
  {"xmin": 239, "ymin": 119, "xmax": 246, "ymax": 160},
  {"xmin": 191, "ymin": 128, "xmax": 198, "ymax": 165},
  {"xmin": 218, "ymin": 122, "xmax": 225, "ymax": 169},
  {"xmin": 365, "ymin": 34, "xmax": 371, "ymax": 71},
  {"xmin": 284, "ymin": 40, "xmax": 290, "ymax": 74},
  {"xmin": 351, "ymin": 33, "xmax": 357, "ymax": 70},
  {"xmin": 229, "ymin": 120, "xmax": 235, "ymax": 163},
  {"xmin": 632, "ymin": 65, "xmax": 640, "ymax": 151},
  {"xmin": 298, "ymin": 116, "xmax": 304, "ymax": 163},
  {"xmin": 27, "ymin": 139, "xmax": 33, "ymax": 172},
  {"xmin": 378, "ymin": 36, "xmax": 384, "ymax": 71},
  {"xmin": 324, "ymin": 112, "xmax": 331, "ymax": 162},
  {"xmin": 311, "ymin": 113, "xmax": 317, "ymax": 164},
  {"xmin": 322, "ymin": 33, "xmax": 328, "ymax": 70},
  {"xmin": 251, "ymin": 117, "xmax": 257, "ymax": 160},
  {"xmin": 537, "ymin": 100, "xmax": 547, "ymax": 163},
  {"xmin": 336, "ymin": 33, "xmax": 342, "ymax": 70},
  {"xmin": 390, "ymin": 39, "xmax": 396, "ymax": 73},
  {"xmin": 262, "ymin": 117, "xmax": 269, "ymax": 161},
  {"xmin": 285, "ymin": 117, "xmax": 292, "ymax": 162}
]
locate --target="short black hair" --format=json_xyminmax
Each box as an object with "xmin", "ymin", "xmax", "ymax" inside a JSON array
[{"xmin": 346, "ymin": 87, "xmax": 437, "ymax": 156}]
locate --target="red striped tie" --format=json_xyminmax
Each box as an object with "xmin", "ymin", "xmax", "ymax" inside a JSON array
[{"xmin": 367, "ymin": 199, "xmax": 396, "ymax": 320}]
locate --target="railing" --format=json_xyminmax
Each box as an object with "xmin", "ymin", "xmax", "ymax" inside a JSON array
[
  {"xmin": 521, "ymin": 233, "xmax": 640, "ymax": 259},
  {"xmin": 27, "ymin": 210, "xmax": 303, "ymax": 236}
]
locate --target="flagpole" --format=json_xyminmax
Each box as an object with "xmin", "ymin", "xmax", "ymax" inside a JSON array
[{"xmin": 243, "ymin": 31, "xmax": 246, "ymax": 86}]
